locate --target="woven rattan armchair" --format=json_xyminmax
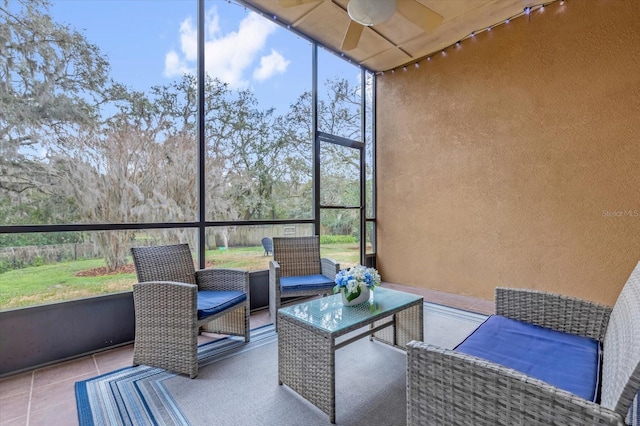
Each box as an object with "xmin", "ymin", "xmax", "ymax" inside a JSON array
[
  {"xmin": 269, "ymin": 236, "xmax": 339, "ymax": 330},
  {"xmin": 131, "ymin": 244, "xmax": 250, "ymax": 378},
  {"xmin": 407, "ymin": 261, "xmax": 640, "ymax": 425}
]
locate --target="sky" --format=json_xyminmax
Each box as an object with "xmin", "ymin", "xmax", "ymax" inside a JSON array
[{"xmin": 47, "ymin": 0, "xmax": 360, "ymax": 115}]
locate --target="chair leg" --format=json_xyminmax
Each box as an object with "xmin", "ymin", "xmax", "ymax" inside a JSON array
[
  {"xmin": 245, "ymin": 303, "xmax": 250, "ymax": 342},
  {"xmin": 269, "ymin": 277, "xmax": 277, "ymax": 331},
  {"xmin": 189, "ymin": 364, "xmax": 198, "ymax": 379},
  {"xmin": 270, "ymin": 293, "xmax": 282, "ymax": 332}
]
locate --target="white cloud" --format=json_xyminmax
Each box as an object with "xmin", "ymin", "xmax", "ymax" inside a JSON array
[
  {"xmin": 253, "ymin": 49, "xmax": 290, "ymax": 81},
  {"xmin": 205, "ymin": 8, "xmax": 220, "ymax": 39},
  {"xmin": 164, "ymin": 50, "xmax": 192, "ymax": 77},
  {"xmin": 163, "ymin": 7, "xmax": 284, "ymax": 88},
  {"xmin": 179, "ymin": 17, "xmax": 198, "ymax": 62}
]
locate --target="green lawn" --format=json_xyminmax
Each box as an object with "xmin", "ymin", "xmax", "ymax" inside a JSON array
[
  {"xmin": 0, "ymin": 258, "xmax": 137, "ymax": 310},
  {"xmin": 0, "ymin": 243, "xmax": 361, "ymax": 310}
]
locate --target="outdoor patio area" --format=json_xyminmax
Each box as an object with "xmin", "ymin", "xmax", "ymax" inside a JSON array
[
  {"xmin": 2, "ymin": 0, "xmax": 640, "ymax": 424},
  {"xmin": 0, "ymin": 284, "xmax": 492, "ymax": 425}
]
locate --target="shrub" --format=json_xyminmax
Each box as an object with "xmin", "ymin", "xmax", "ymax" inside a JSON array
[{"xmin": 320, "ymin": 235, "xmax": 357, "ymax": 244}]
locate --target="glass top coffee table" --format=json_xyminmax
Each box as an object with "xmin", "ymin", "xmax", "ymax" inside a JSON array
[{"xmin": 277, "ymin": 287, "xmax": 424, "ymax": 423}]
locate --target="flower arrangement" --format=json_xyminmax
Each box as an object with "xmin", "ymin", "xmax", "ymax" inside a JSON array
[{"xmin": 333, "ymin": 265, "xmax": 381, "ymax": 303}]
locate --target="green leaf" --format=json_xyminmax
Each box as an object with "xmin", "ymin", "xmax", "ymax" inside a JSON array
[{"xmin": 345, "ymin": 286, "xmax": 361, "ymax": 302}]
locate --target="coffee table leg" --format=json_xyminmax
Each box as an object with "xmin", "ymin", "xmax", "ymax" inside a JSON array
[
  {"xmin": 395, "ymin": 302, "xmax": 424, "ymax": 348},
  {"xmin": 278, "ymin": 314, "xmax": 336, "ymax": 422},
  {"xmin": 371, "ymin": 300, "xmax": 424, "ymax": 349}
]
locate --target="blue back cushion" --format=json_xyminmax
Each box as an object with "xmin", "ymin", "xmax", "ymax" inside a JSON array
[
  {"xmin": 456, "ymin": 315, "xmax": 601, "ymax": 402},
  {"xmin": 197, "ymin": 290, "xmax": 246, "ymax": 320},
  {"xmin": 280, "ymin": 274, "xmax": 334, "ymax": 293}
]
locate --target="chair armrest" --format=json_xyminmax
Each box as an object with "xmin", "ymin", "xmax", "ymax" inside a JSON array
[
  {"xmin": 133, "ymin": 281, "xmax": 198, "ymax": 319},
  {"xmin": 406, "ymin": 341, "xmax": 625, "ymax": 426},
  {"xmin": 495, "ymin": 287, "xmax": 612, "ymax": 341},
  {"xmin": 269, "ymin": 260, "xmax": 281, "ymax": 282},
  {"xmin": 269, "ymin": 260, "xmax": 281, "ymax": 285},
  {"xmin": 132, "ymin": 281, "xmax": 199, "ymax": 377},
  {"xmin": 269, "ymin": 260, "xmax": 281, "ymax": 323},
  {"xmin": 320, "ymin": 258, "xmax": 340, "ymax": 279},
  {"xmin": 196, "ymin": 268, "xmax": 249, "ymax": 293}
]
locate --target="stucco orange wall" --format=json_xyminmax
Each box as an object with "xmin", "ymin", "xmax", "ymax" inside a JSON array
[{"xmin": 376, "ymin": 0, "xmax": 640, "ymax": 306}]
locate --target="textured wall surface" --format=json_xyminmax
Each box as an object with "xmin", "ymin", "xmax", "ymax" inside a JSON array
[{"xmin": 376, "ymin": 0, "xmax": 640, "ymax": 305}]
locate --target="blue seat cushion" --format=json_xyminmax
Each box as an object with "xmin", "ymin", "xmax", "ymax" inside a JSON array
[
  {"xmin": 197, "ymin": 290, "xmax": 246, "ymax": 320},
  {"xmin": 280, "ymin": 274, "xmax": 334, "ymax": 293},
  {"xmin": 455, "ymin": 315, "xmax": 601, "ymax": 402}
]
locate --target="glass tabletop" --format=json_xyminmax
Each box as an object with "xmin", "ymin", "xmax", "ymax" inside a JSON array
[{"xmin": 278, "ymin": 287, "xmax": 423, "ymax": 334}]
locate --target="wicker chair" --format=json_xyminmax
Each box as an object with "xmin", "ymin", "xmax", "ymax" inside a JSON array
[
  {"xmin": 131, "ymin": 244, "xmax": 250, "ymax": 378},
  {"xmin": 407, "ymin": 261, "xmax": 640, "ymax": 425},
  {"xmin": 269, "ymin": 236, "xmax": 340, "ymax": 330}
]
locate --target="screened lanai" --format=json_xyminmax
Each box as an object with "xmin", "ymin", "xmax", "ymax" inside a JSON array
[{"xmin": 1, "ymin": 0, "xmax": 639, "ymax": 390}]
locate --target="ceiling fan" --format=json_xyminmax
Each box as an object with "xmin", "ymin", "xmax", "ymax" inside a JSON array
[{"xmin": 278, "ymin": 0, "xmax": 444, "ymax": 51}]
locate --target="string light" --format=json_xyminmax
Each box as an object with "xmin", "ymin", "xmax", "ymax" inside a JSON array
[
  {"xmin": 241, "ymin": 0, "xmax": 559, "ymax": 76},
  {"xmin": 377, "ymin": 0, "xmax": 561, "ymax": 76}
]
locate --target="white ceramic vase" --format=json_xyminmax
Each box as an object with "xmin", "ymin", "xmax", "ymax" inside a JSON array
[{"xmin": 341, "ymin": 286, "xmax": 370, "ymax": 306}]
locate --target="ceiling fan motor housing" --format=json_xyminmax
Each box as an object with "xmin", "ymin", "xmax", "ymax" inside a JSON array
[{"xmin": 347, "ymin": 0, "xmax": 397, "ymax": 26}]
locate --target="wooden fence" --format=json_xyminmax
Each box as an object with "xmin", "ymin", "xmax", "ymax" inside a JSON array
[
  {"xmin": 0, "ymin": 242, "xmax": 103, "ymax": 268},
  {"xmin": 0, "ymin": 224, "xmax": 314, "ymax": 268},
  {"xmin": 222, "ymin": 224, "xmax": 312, "ymax": 247}
]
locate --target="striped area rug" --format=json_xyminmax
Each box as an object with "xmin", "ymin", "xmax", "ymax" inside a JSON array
[
  {"xmin": 75, "ymin": 325, "xmax": 277, "ymax": 426},
  {"xmin": 630, "ymin": 395, "xmax": 639, "ymax": 426}
]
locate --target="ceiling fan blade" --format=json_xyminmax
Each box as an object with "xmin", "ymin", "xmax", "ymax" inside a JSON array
[
  {"xmin": 278, "ymin": 0, "xmax": 319, "ymax": 7},
  {"xmin": 396, "ymin": 0, "xmax": 443, "ymax": 32},
  {"xmin": 341, "ymin": 20, "xmax": 364, "ymax": 51}
]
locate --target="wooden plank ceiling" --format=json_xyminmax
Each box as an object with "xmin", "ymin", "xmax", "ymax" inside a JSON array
[{"xmin": 240, "ymin": 0, "xmax": 551, "ymax": 72}]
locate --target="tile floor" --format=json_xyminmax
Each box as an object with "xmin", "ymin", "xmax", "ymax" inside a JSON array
[{"xmin": 0, "ymin": 284, "xmax": 493, "ymax": 426}]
